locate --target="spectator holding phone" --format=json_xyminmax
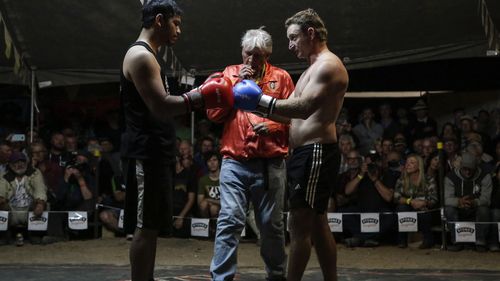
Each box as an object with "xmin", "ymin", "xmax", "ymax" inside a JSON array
[{"xmin": 444, "ymin": 151, "xmax": 492, "ymax": 252}]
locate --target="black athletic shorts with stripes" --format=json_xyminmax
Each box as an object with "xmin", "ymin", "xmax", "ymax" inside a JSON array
[
  {"xmin": 123, "ymin": 158, "xmax": 173, "ymax": 233},
  {"xmin": 287, "ymin": 143, "xmax": 341, "ymax": 214}
]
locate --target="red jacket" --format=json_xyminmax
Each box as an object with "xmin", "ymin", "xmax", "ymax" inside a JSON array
[{"xmin": 207, "ymin": 62, "xmax": 294, "ymax": 160}]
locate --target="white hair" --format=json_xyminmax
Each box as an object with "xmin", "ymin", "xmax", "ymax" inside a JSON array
[
  {"xmin": 241, "ymin": 27, "xmax": 273, "ymax": 54},
  {"xmin": 339, "ymin": 134, "xmax": 356, "ymax": 148}
]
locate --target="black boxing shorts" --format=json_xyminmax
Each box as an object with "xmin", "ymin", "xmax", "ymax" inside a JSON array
[
  {"xmin": 287, "ymin": 143, "xmax": 340, "ymax": 214},
  {"xmin": 124, "ymin": 158, "xmax": 173, "ymax": 233}
]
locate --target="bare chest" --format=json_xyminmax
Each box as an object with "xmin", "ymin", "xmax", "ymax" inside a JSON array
[{"xmin": 293, "ymin": 68, "xmax": 313, "ymax": 98}]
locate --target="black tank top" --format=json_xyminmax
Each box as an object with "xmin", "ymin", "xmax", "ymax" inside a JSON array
[{"xmin": 120, "ymin": 41, "xmax": 176, "ymax": 162}]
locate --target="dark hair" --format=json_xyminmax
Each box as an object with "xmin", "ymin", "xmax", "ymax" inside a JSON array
[
  {"xmin": 425, "ymin": 151, "xmax": 440, "ymax": 170},
  {"xmin": 200, "ymin": 136, "xmax": 214, "ymax": 144},
  {"xmin": 285, "ymin": 8, "xmax": 328, "ymax": 42},
  {"xmin": 204, "ymin": 151, "xmax": 221, "ymax": 165},
  {"xmin": 142, "ymin": 0, "xmax": 182, "ymax": 28}
]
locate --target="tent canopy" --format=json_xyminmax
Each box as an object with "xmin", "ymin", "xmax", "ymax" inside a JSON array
[{"xmin": 0, "ymin": 0, "xmax": 499, "ymax": 89}]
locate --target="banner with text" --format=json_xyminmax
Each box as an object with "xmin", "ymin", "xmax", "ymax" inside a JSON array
[
  {"xmin": 397, "ymin": 212, "xmax": 418, "ymax": 232},
  {"xmin": 0, "ymin": 211, "xmax": 8, "ymax": 231},
  {"xmin": 28, "ymin": 212, "xmax": 49, "ymax": 231},
  {"xmin": 118, "ymin": 209, "xmax": 124, "ymax": 229},
  {"xmin": 68, "ymin": 211, "xmax": 88, "ymax": 230},
  {"xmin": 327, "ymin": 213, "xmax": 343, "ymax": 233},
  {"xmin": 190, "ymin": 218, "xmax": 210, "ymax": 237},
  {"xmin": 455, "ymin": 222, "xmax": 476, "ymax": 243},
  {"xmin": 360, "ymin": 213, "xmax": 380, "ymax": 233}
]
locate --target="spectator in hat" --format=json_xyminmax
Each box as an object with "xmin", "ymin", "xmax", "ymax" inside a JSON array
[
  {"xmin": 0, "ymin": 151, "xmax": 47, "ymax": 245},
  {"xmin": 444, "ymin": 151, "xmax": 492, "ymax": 252},
  {"xmin": 410, "ymin": 99, "xmax": 437, "ymax": 139}
]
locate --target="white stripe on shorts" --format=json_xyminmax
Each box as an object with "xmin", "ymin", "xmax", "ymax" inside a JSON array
[
  {"xmin": 306, "ymin": 143, "xmax": 322, "ymax": 208},
  {"xmin": 135, "ymin": 160, "xmax": 145, "ymax": 228}
]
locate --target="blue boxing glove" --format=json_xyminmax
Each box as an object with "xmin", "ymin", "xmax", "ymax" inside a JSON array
[{"xmin": 233, "ymin": 79, "xmax": 277, "ymax": 116}]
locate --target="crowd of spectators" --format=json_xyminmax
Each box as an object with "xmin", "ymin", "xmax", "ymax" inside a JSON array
[
  {"xmin": 332, "ymin": 100, "xmax": 500, "ymax": 252},
  {"xmin": 0, "ymin": 99, "xmax": 499, "ymax": 253}
]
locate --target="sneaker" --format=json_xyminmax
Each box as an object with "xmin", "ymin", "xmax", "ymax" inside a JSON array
[
  {"xmin": 489, "ymin": 244, "xmax": 500, "ymax": 252},
  {"xmin": 475, "ymin": 245, "xmax": 488, "ymax": 253},
  {"xmin": 15, "ymin": 233, "xmax": 24, "ymax": 247},
  {"xmin": 447, "ymin": 244, "xmax": 464, "ymax": 252},
  {"xmin": 363, "ymin": 239, "xmax": 380, "ymax": 247},
  {"xmin": 126, "ymin": 234, "xmax": 134, "ymax": 241},
  {"xmin": 345, "ymin": 237, "xmax": 362, "ymax": 248}
]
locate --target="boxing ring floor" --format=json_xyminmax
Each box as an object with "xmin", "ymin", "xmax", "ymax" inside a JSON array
[{"xmin": 2, "ymin": 265, "xmax": 500, "ymax": 281}]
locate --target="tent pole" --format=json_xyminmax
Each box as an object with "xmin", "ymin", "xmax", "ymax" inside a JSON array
[
  {"xmin": 30, "ymin": 67, "xmax": 37, "ymax": 143},
  {"xmin": 191, "ymin": 111, "xmax": 195, "ymax": 146},
  {"xmin": 437, "ymin": 141, "xmax": 447, "ymax": 250}
]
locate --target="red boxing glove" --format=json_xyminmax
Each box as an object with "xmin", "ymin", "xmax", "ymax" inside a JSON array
[
  {"xmin": 182, "ymin": 74, "xmax": 234, "ymax": 111},
  {"xmin": 199, "ymin": 76, "xmax": 234, "ymax": 108}
]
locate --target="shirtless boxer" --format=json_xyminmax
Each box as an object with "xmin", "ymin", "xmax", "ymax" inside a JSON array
[{"xmin": 232, "ymin": 8, "xmax": 348, "ymax": 281}]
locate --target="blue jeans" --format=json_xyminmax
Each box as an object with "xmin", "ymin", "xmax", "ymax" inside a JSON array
[{"xmin": 210, "ymin": 158, "xmax": 286, "ymax": 281}]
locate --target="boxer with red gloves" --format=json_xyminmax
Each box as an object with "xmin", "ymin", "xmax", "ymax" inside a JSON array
[
  {"xmin": 182, "ymin": 74, "xmax": 234, "ymax": 112},
  {"xmin": 119, "ymin": 2, "xmax": 232, "ymax": 281}
]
